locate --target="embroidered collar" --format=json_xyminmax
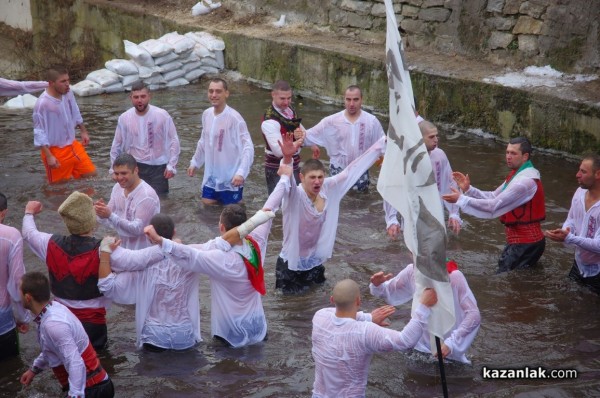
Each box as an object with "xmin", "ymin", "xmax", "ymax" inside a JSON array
[
  {"xmin": 502, "ymin": 160, "xmax": 534, "ymax": 191},
  {"xmin": 33, "ymin": 301, "xmax": 53, "ymax": 325}
]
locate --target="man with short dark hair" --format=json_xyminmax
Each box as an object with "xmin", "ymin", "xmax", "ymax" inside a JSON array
[
  {"xmin": 443, "ymin": 137, "xmax": 546, "ymax": 272},
  {"xmin": 311, "ymin": 279, "xmax": 437, "ymax": 397},
  {"xmin": 261, "ymin": 80, "xmax": 304, "ymax": 193},
  {"xmin": 110, "ymin": 82, "xmax": 180, "ymax": 194},
  {"xmin": 95, "ymin": 153, "xmax": 160, "ymax": 250},
  {"xmin": 545, "ymin": 153, "xmax": 600, "ymax": 293},
  {"xmin": 304, "ymin": 85, "xmax": 385, "ymax": 192},
  {"xmin": 0, "ymin": 192, "xmax": 31, "ymax": 360},
  {"xmin": 19, "ymin": 272, "xmax": 114, "ymax": 398},
  {"xmin": 33, "ymin": 67, "xmax": 97, "ymax": 183},
  {"xmin": 188, "ymin": 77, "xmax": 254, "ymax": 205},
  {"xmin": 22, "ymin": 192, "xmax": 110, "ymax": 350}
]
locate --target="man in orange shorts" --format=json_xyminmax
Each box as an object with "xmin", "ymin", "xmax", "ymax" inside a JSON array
[{"xmin": 32, "ymin": 68, "xmax": 96, "ymax": 183}]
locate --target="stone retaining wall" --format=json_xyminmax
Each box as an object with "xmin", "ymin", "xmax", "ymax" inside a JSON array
[{"xmin": 227, "ymin": 0, "xmax": 600, "ymax": 73}]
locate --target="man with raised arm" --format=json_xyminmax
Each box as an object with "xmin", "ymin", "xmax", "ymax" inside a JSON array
[
  {"xmin": 545, "ymin": 153, "xmax": 600, "ymax": 293},
  {"xmin": 311, "ymin": 279, "xmax": 437, "ymax": 397},
  {"xmin": 95, "ymin": 153, "xmax": 160, "ymax": 250},
  {"xmin": 443, "ymin": 137, "xmax": 545, "ymax": 272}
]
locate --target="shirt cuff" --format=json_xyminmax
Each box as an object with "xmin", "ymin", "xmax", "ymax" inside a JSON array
[
  {"xmin": 414, "ymin": 303, "xmax": 432, "ymax": 321},
  {"xmin": 161, "ymin": 238, "xmax": 174, "ymax": 254}
]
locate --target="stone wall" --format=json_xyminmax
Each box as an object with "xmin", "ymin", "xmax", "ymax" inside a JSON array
[{"xmin": 226, "ymin": 0, "xmax": 600, "ymax": 73}]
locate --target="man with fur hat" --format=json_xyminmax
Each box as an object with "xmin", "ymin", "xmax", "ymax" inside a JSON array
[{"xmin": 22, "ymin": 191, "xmax": 110, "ymax": 350}]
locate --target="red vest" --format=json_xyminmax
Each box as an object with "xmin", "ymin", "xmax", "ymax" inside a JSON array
[
  {"xmin": 52, "ymin": 342, "xmax": 107, "ymax": 389},
  {"xmin": 262, "ymin": 104, "xmax": 301, "ymax": 170},
  {"xmin": 499, "ymin": 178, "xmax": 545, "ymax": 225}
]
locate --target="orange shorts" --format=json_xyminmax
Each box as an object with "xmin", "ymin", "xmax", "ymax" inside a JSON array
[{"xmin": 41, "ymin": 140, "xmax": 96, "ymax": 183}]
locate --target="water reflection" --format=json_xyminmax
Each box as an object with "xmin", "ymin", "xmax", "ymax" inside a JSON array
[{"xmin": 1, "ymin": 79, "xmax": 599, "ymax": 397}]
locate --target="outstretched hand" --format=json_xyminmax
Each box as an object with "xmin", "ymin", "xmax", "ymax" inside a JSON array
[
  {"xmin": 545, "ymin": 227, "xmax": 570, "ymax": 242},
  {"xmin": 370, "ymin": 305, "xmax": 396, "ymax": 326},
  {"xmin": 278, "ymin": 132, "xmax": 299, "ymax": 162},
  {"xmin": 144, "ymin": 225, "xmax": 163, "ymax": 245},
  {"xmin": 442, "ymin": 187, "xmax": 461, "ymax": 204},
  {"xmin": 370, "ymin": 271, "xmax": 393, "ymax": 287},
  {"xmin": 452, "ymin": 171, "xmax": 470, "ymax": 192}
]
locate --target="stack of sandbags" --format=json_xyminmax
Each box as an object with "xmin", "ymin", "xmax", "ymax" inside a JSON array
[
  {"xmin": 72, "ymin": 31, "xmax": 225, "ymax": 96},
  {"xmin": 2, "ymin": 93, "xmax": 39, "ymax": 109}
]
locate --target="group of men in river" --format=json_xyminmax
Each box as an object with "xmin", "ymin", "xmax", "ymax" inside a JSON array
[{"xmin": 1, "ymin": 69, "xmax": 599, "ymax": 397}]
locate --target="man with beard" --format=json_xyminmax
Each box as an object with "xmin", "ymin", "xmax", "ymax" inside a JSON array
[
  {"xmin": 110, "ymin": 83, "xmax": 180, "ymax": 194},
  {"xmin": 304, "ymin": 85, "xmax": 385, "ymax": 192},
  {"xmin": 95, "ymin": 154, "xmax": 160, "ymax": 250},
  {"xmin": 32, "ymin": 67, "xmax": 97, "ymax": 183},
  {"xmin": 545, "ymin": 154, "xmax": 600, "ymax": 293}
]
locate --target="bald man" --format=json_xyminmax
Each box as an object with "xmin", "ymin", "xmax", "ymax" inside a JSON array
[{"xmin": 311, "ymin": 279, "xmax": 437, "ymax": 397}]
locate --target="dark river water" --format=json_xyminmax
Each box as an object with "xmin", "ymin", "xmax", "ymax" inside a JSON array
[{"xmin": 0, "ymin": 79, "xmax": 599, "ymax": 397}]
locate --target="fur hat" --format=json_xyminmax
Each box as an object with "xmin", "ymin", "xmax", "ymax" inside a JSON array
[{"xmin": 58, "ymin": 191, "xmax": 96, "ymax": 235}]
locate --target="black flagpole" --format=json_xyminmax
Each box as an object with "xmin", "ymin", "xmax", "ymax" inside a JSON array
[{"xmin": 435, "ymin": 336, "xmax": 449, "ymax": 398}]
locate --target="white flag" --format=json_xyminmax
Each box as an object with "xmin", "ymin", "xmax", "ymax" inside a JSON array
[{"xmin": 378, "ymin": 0, "xmax": 455, "ymax": 338}]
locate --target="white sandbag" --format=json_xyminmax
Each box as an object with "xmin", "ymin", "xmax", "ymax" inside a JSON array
[
  {"xmin": 139, "ymin": 39, "xmax": 174, "ymax": 58},
  {"xmin": 200, "ymin": 57, "xmax": 220, "ymax": 69},
  {"xmin": 147, "ymin": 83, "xmax": 166, "ymax": 91},
  {"xmin": 86, "ymin": 69, "xmax": 120, "ymax": 87},
  {"xmin": 137, "ymin": 65, "xmax": 161, "ymax": 79},
  {"xmin": 191, "ymin": 2, "xmax": 211, "ymax": 16},
  {"xmin": 124, "ymin": 40, "xmax": 155, "ymax": 68},
  {"xmin": 193, "ymin": 31, "xmax": 225, "ymax": 51},
  {"xmin": 163, "ymin": 68, "xmax": 186, "ymax": 81},
  {"xmin": 105, "ymin": 59, "xmax": 138, "ymax": 76},
  {"xmin": 159, "ymin": 60, "xmax": 183, "ymax": 73},
  {"xmin": 3, "ymin": 94, "xmax": 38, "ymax": 109},
  {"xmin": 202, "ymin": 66, "xmax": 220, "ymax": 74},
  {"xmin": 104, "ymin": 81, "xmax": 125, "ymax": 93},
  {"xmin": 166, "ymin": 78, "xmax": 189, "ymax": 88},
  {"xmin": 192, "ymin": 43, "xmax": 214, "ymax": 59},
  {"xmin": 154, "ymin": 51, "xmax": 179, "ymax": 66},
  {"xmin": 121, "ymin": 74, "xmax": 141, "ymax": 87},
  {"xmin": 179, "ymin": 52, "xmax": 201, "ymax": 64},
  {"xmin": 184, "ymin": 69, "xmax": 206, "ymax": 82},
  {"xmin": 159, "ymin": 32, "xmax": 196, "ymax": 54},
  {"xmin": 182, "ymin": 61, "xmax": 203, "ymax": 73},
  {"xmin": 143, "ymin": 75, "xmax": 167, "ymax": 85},
  {"xmin": 71, "ymin": 80, "xmax": 104, "ymax": 97},
  {"xmin": 214, "ymin": 50, "xmax": 225, "ymax": 69}
]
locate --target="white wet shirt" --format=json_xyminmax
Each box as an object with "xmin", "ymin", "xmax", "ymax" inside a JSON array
[
  {"xmin": 33, "ymin": 90, "xmax": 83, "ymax": 148},
  {"xmin": 0, "ymin": 78, "xmax": 47, "ymax": 96}
]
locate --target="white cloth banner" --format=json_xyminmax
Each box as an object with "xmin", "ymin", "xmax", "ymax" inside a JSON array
[{"xmin": 378, "ymin": 0, "xmax": 455, "ymax": 339}]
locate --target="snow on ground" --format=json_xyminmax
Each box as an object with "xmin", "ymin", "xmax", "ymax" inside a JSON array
[{"xmin": 484, "ymin": 65, "xmax": 597, "ymax": 88}]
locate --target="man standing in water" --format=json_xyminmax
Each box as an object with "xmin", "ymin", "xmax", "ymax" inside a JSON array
[
  {"xmin": 188, "ymin": 78, "xmax": 254, "ymax": 205},
  {"xmin": 304, "ymin": 85, "xmax": 385, "ymax": 192},
  {"xmin": 32, "ymin": 67, "xmax": 97, "ymax": 184},
  {"xmin": 110, "ymin": 82, "xmax": 181, "ymax": 194},
  {"xmin": 311, "ymin": 279, "xmax": 437, "ymax": 397},
  {"xmin": 443, "ymin": 137, "xmax": 545, "ymax": 272},
  {"xmin": 261, "ymin": 80, "xmax": 304, "ymax": 193},
  {"xmin": 545, "ymin": 153, "xmax": 600, "ymax": 293},
  {"xmin": 95, "ymin": 153, "xmax": 160, "ymax": 250}
]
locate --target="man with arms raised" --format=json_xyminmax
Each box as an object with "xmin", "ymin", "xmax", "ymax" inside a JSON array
[
  {"xmin": 33, "ymin": 67, "xmax": 96, "ymax": 183},
  {"xmin": 443, "ymin": 137, "xmax": 545, "ymax": 272},
  {"xmin": 95, "ymin": 153, "xmax": 160, "ymax": 250},
  {"xmin": 545, "ymin": 153, "xmax": 600, "ymax": 293},
  {"xmin": 311, "ymin": 279, "xmax": 437, "ymax": 397},
  {"xmin": 304, "ymin": 85, "xmax": 385, "ymax": 192},
  {"xmin": 110, "ymin": 82, "xmax": 180, "ymax": 194},
  {"xmin": 188, "ymin": 78, "xmax": 254, "ymax": 205}
]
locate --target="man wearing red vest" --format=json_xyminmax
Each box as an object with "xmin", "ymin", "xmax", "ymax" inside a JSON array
[
  {"xmin": 22, "ymin": 192, "xmax": 110, "ymax": 350},
  {"xmin": 443, "ymin": 137, "xmax": 546, "ymax": 272},
  {"xmin": 261, "ymin": 80, "xmax": 304, "ymax": 194},
  {"xmin": 19, "ymin": 271, "xmax": 114, "ymax": 398}
]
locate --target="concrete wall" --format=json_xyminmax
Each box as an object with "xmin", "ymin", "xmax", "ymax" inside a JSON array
[{"xmin": 1, "ymin": 0, "xmax": 32, "ymax": 30}]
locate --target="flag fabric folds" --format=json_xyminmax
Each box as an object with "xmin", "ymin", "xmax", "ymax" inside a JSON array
[{"xmin": 378, "ymin": 0, "xmax": 455, "ymax": 339}]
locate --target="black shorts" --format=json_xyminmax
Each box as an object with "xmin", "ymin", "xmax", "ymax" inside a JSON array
[
  {"xmin": 275, "ymin": 257, "xmax": 326, "ymax": 295},
  {"xmin": 265, "ymin": 166, "xmax": 300, "ymax": 194},
  {"xmin": 82, "ymin": 322, "xmax": 108, "ymax": 351},
  {"xmin": 0, "ymin": 327, "xmax": 19, "ymax": 360},
  {"xmin": 497, "ymin": 238, "xmax": 545, "ymax": 273},
  {"xmin": 568, "ymin": 261, "xmax": 600, "ymax": 294},
  {"xmin": 137, "ymin": 162, "xmax": 169, "ymax": 194}
]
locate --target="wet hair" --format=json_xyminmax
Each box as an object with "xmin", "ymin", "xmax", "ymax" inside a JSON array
[
  {"xmin": 220, "ymin": 204, "xmax": 247, "ymax": 231},
  {"xmin": 301, "ymin": 159, "xmax": 326, "ymax": 175},
  {"xmin": 21, "ymin": 272, "xmax": 51, "ymax": 303},
  {"xmin": 582, "ymin": 152, "xmax": 600, "ymax": 172},
  {"xmin": 46, "ymin": 67, "xmax": 68, "ymax": 82},
  {"xmin": 113, "ymin": 153, "xmax": 138, "ymax": 171},
  {"xmin": 130, "ymin": 82, "xmax": 149, "ymax": 93},
  {"xmin": 209, "ymin": 77, "xmax": 228, "ymax": 91},
  {"xmin": 272, "ymin": 80, "xmax": 291, "ymax": 92},
  {"xmin": 419, "ymin": 120, "xmax": 437, "ymax": 136},
  {"xmin": 509, "ymin": 137, "xmax": 533, "ymax": 157},
  {"xmin": 0, "ymin": 192, "xmax": 6, "ymax": 212},
  {"xmin": 150, "ymin": 213, "xmax": 175, "ymax": 240},
  {"xmin": 345, "ymin": 85, "xmax": 362, "ymax": 97}
]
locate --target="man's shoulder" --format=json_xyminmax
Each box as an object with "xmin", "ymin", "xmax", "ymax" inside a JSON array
[{"xmin": 0, "ymin": 223, "xmax": 21, "ymax": 240}]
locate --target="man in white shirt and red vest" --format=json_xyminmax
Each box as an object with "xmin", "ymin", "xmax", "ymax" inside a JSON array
[{"xmin": 443, "ymin": 137, "xmax": 546, "ymax": 273}]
